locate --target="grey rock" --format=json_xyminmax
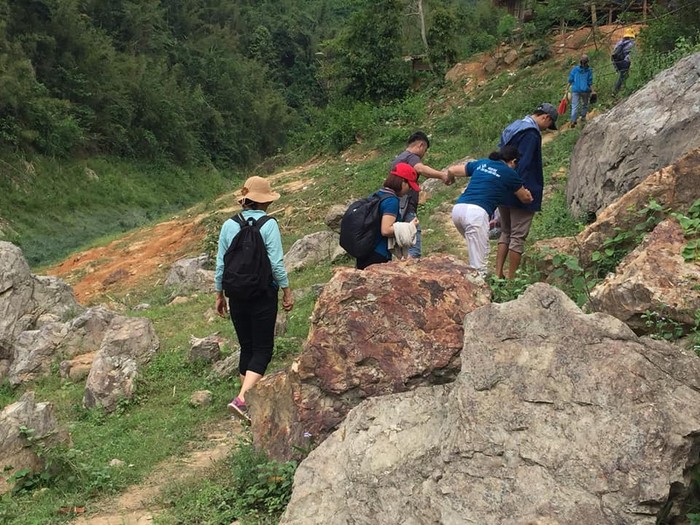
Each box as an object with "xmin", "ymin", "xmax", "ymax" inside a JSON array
[
  {"xmin": 188, "ymin": 334, "xmax": 222, "ymax": 363},
  {"xmin": 567, "ymin": 52, "xmax": 700, "ymax": 216},
  {"xmin": 281, "ymin": 283, "xmax": 700, "ymax": 525},
  {"xmin": 0, "ymin": 392, "xmax": 70, "ymax": 494},
  {"xmin": 324, "ymin": 205, "xmax": 347, "ymax": 234},
  {"xmin": 284, "ymin": 231, "xmax": 346, "ymax": 273},
  {"xmin": 164, "ymin": 255, "xmax": 215, "ymax": 293}
]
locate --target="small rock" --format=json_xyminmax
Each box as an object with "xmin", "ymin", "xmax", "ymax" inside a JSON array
[
  {"xmin": 109, "ymin": 459, "xmax": 126, "ymax": 468},
  {"xmin": 190, "ymin": 390, "xmax": 213, "ymax": 407}
]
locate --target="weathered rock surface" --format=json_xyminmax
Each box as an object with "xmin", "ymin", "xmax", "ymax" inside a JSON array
[
  {"xmin": 0, "ymin": 244, "xmax": 161, "ymax": 391},
  {"xmin": 188, "ymin": 334, "xmax": 222, "ymax": 363},
  {"xmin": 284, "ymin": 231, "xmax": 346, "ymax": 273},
  {"xmin": 0, "ymin": 392, "xmax": 70, "ymax": 494},
  {"xmin": 588, "ymin": 218, "xmax": 700, "ymax": 334},
  {"xmin": 324, "ymin": 205, "xmax": 346, "ymax": 234},
  {"xmin": 281, "ymin": 283, "xmax": 700, "ymax": 525},
  {"xmin": 248, "ymin": 255, "xmax": 491, "ymax": 460},
  {"xmin": 83, "ymin": 317, "xmax": 160, "ymax": 412},
  {"xmin": 8, "ymin": 306, "xmax": 116, "ymax": 385},
  {"xmin": 533, "ymin": 147, "xmax": 700, "ymax": 275},
  {"xmin": 0, "ymin": 241, "xmax": 82, "ymax": 371},
  {"xmin": 567, "ymin": 52, "xmax": 700, "ymax": 217},
  {"xmin": 164, "ymin": 254, "xmax": 214, "ymax": 293}
]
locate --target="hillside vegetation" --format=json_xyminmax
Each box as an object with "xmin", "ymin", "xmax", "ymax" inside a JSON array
[{"xmin": 1, "ymin": 1, "xmax": 700, "ymax": 524}]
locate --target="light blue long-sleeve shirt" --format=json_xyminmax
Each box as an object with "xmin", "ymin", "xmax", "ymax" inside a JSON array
[{"xmin": 215, "ymin": 210, "xmax": 289, "ymax": 292}]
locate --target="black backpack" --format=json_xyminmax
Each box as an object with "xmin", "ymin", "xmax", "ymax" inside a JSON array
[
  {"xmin": 611, "ymin": 44, "xmax": 625, "ymax": 64},
  {"xmin": 222, "ymin": 214, "xmax": 275, "ymax": 300},
  {"xmin": 339, "ymin": 192, "xmax": 394, "ymax": 258}
]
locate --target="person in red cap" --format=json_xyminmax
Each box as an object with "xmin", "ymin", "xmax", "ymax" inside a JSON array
[{"xmin": 356, "ymin": 162, "xmax": 420, "ymax": 270}]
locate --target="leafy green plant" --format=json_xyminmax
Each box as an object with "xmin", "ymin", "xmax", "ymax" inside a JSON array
[
  {"xmin": 641, "ymin": 310, "xmax": 685, "ymax": 342},
  {"xmin": 158, "ymin": 437, "xmax": 297, "ymax": 524},
  {"xmin": 488, "ymin": 272, "xmax": 539, "ymax": 303},
  {"xmin": 590, "ymin": 199, "xmax": 667, "ymax": 277},
  {"xmin": 671, "ymin": 199, "xmax": 700, "ymax": 263}
]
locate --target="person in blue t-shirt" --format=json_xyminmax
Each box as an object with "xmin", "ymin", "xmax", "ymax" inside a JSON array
[
  {"xmin": 357, "ymin": 163, "xmax": 420, "ymax": 270},
  {"xmin": 447, "ymin": 146, "xmax": 533, "ymax": 272}
]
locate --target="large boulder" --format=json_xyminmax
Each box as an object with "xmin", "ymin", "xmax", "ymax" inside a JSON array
[
  {"xmin": 0, "ymin": 242, "xmax": 82, "ymax": 366},
  {"xmin": 284, "ymin": 231, "xmax": 346, "ymax": 273},
  {"xmin": 0, "ymin": 392, "xmax": 70, "ymax": 494},
  {"xmin": 567, "ymin": 52, "xmax": 700, "ymax": 217},
  {"xmin": 533, "ymin": 147, "xmax": 700, "ymax": 278},
  {"xmin": 8, "ymin": 306, "xmax": 116, "ymax": 386},
  {"xmin": 248, "ymin": 255, "xmax": 492, "ymax": 460},
  {"xmin": 164, "ymin": 255, "xmax": 214, "ymax": 293},
  {"xmin": 588, "ymin": 218, "xmax": 700, "ymax": 334},
  {"xmin": 83, "ymin": 317, "xmax": 160, "ymax": 412},
  {"xmin": 281, "ymin": 284, "xmax": 700, "ymax": 525}
]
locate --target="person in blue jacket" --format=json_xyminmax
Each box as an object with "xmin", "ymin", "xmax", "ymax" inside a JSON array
[
  {"xmin": 447, "ymin": 145, "xmax": 533, "ymax": 273},
  {"xmin": 357, "ymin": 163, "xmax": 420, "ymax": 270},
  {"xmin": 495, "ymin": 102, "xmax": 558, "ymax": 279},
  {"xmin": 568, "ymin": 54, "xmax": 593, "ymax": 128}
]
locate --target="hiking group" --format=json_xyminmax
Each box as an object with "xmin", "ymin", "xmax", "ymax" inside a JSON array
[
  {"xmin": 214, "ymin": 31, "xmax": 635, "ymax": 423},
  {"xmin": 342, "ymin": 100, "xmax": 558, "ymax": 278}
]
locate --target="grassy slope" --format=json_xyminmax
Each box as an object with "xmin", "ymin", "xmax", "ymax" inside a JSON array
[
  {"xmin": 0, "ymin": 156, "xmax": 236, "ymax": 267},
  {"xmin": 0, "ymin": 49, "xmax": 632, "ymax": 524}
]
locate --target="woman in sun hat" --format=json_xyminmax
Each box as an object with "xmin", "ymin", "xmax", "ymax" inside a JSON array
[
  {"xmin": 356, "ymin": 163, "xmax": 420, "ymax": 270},
  {"xmin": 214, "ymin": 176, "xmax": 293, "ymax": 422}
]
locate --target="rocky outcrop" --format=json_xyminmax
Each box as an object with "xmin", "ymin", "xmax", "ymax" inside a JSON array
[
  {"xmin": 533, "ymin": 147, "xmax": 700, "ymax": 275},
  {"xmin": 83, "ymin": 317, "xmax": 160, "ymax": 412},
  {"xmin": 0, "ymin": 244, "xmax": 160, "ymax": 399},
  {"xmin": 248, "ymin": 255, "xmax": 492, "ymax": 460},
  {"xmin": 567, "ymin": 52, "xmax": 700, "ymax": 217},
  {"xmin": 281, "ymin": 284, "xmax": 700, "ymax": 525},
  {"xmin": 0, "ymin": 241, "xmax": 82, "ymax": 369},
  {"xmin": 0, "ymin": 392, "xmax": 70, "ymax": 494},
  {"xmin": 588, "ymin": 218, "xmax": 700, "ymax": 334},
  {"xmin": 8, "ymin": 306, "xmax": 116, "ymax": 385},
  {"xmin": 164, "ymin": 255, "xmax": 214, "ymax": 293},
  {"xmin": 284, "ymin": 231, "xmax": 346, "ymax": 273}
]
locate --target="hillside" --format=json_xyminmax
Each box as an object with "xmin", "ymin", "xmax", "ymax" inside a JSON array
[{"xmin": 2, "ymin": 21, "xmax": 700, "ymax": 525}]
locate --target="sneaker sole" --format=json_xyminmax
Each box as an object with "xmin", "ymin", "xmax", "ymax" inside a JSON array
[{"xmin": 228, "ymin": 403, "xmax": 251, "ymax": 424}]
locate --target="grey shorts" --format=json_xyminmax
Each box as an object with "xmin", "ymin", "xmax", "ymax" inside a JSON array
[{"xmin": 497, "ymin": 206, "xmax": 534, "ymax": 254}]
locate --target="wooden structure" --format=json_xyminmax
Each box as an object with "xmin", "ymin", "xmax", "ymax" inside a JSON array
[{"xmin": 493, "ymin": 1, "xmax": 658, "ymax": 23}]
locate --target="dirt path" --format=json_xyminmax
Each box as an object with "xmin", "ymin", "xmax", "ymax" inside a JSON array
[{"xmin": 70, "ymin": 422, "xmax": 243, "ymax": 525}]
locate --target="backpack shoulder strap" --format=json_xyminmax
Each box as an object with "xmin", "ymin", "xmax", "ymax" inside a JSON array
[
  {"xmin": 254, "ymin": 215, "xmax": 276, "ymax": 229},
  {"xmin": 232, "ymin": 214, "xmax": 246, "ymax": 227}
]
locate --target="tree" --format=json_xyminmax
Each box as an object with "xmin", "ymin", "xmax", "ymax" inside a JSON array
[{"xmin": 324, "ymin": 0, "xmax": 410, "ymax": 102}]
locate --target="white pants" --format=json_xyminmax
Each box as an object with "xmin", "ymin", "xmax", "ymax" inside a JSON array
[{"xmin": 452, "ymin": 203, "xmax": 489, "ymax": 271}]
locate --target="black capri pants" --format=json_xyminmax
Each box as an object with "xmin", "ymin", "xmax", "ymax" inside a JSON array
[{"xmin": 228, "ymin": 287, "xmax": 278, "ymax": 376}]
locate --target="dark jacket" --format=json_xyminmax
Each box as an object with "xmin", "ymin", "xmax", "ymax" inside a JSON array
[{"xmin": 498, "ymin": 117, "xmax": 543, "ymax": 212}]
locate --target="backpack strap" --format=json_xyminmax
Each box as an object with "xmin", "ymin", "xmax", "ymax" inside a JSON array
[{"xmin": 231, "ymin": 213, "xmax": 276, "ymax": 229}]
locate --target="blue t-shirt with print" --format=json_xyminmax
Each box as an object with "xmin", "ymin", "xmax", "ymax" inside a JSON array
[
  {"xmin": 455, "ymin": 158, "xmax": 524, "ymax": 216},
  {"xmin": 372, "ymin": 189, "xmax": 400, "ymax": 259}
]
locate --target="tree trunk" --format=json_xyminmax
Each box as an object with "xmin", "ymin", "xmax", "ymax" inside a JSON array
[{"xmin": 417, "ymin": 0, "xmax": 429, "ymax": 55}]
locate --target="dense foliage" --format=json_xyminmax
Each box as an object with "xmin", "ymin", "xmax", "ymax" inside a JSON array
[{"xmin": 0, "ymin": 0, "xmax": 518, "ymax": 165}]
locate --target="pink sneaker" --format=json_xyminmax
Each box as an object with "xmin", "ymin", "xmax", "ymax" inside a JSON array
[{"xmin": 227, "ymin": 397, "xmax": 250, "ymax": 424}]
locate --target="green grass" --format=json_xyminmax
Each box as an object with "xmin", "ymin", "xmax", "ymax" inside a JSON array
[{"xmin": 0, "ymin": 156, "xmax": 236, "ymax": 267}]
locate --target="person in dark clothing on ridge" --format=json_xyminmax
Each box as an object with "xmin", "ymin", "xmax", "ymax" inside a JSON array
[
  {"xmin": 612, "ymin": 28, "xmax": 636, "ymax": 94},
  {"xmin": 495, "ymin": 103, "xmax": 558, "ymax": 279}
]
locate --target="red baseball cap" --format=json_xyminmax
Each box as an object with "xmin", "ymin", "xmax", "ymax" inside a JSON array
[{"xmin": 391, "ymin": 163, "xmax": 420, "ymax": 192}]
